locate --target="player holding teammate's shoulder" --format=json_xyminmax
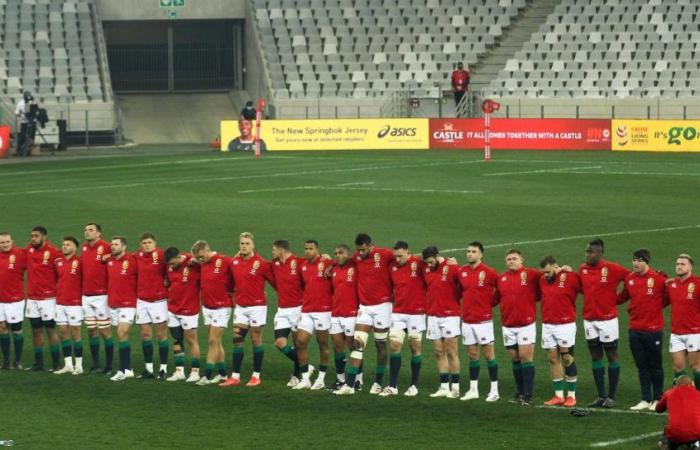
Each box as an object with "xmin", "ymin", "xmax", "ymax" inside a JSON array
[
  {"xmin": 270, "ymin": 240, "xmax": 305, "ymax": 387},
  {"xmin": 329, "ymin": 244, "xmax": 359, "ymax": 391},
  {"xmin": 0, "ymin": 232, "xmax": 27, "ymax": 370},
  {"xmin": 135, "ymin": 233, "xmax": 170, "ymax": 380},
  {"xmin": 578, "ymin": 239, "xmax": 630, "ymax": 408},
  {"xmin": 107, "ymin": 236, "xmax": 138, "ymax": 382},
  {"xmin": 381, "ymin": 241, "xmax": 426, "ymax": 397},
  {"xmin": 53, "ymin": 237, "xmax": 85, "ymax": 376},
  {"xmin": 25, "ymin": 226, "xmax": 62, "ymax": 372},
  {"xmin": 221, "ymin": 232, "xmax": 274, "ymax": 388},
  {"xmin": 458, "ymin": 241, "xmax": 500, "ymax": 402},
  {"xmin": 164, "ymin": 247, "xmax": 201, "ymax": 383},
  {"xmin": 539, "ymin": 255, "xmax": 580, "ymax": 407},
  {"xmin": 192, "ymin": 240, "xmax": 233, "ymax": 385},
  {"xmin": 496, "ymin": 249, "xmax": 541, "ymax": 405},
  {"xmin": 80, "ymin": 223, "xmax": 115, "ymax": 374}
]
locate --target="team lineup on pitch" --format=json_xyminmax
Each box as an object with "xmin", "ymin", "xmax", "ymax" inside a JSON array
[{"xmin": 1, "ymin": 222, "xmax": 698, "ymax": 412}]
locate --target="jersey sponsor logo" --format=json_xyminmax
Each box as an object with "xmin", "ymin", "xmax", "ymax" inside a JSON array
[
  {"xmin": 97, "ymin": 246, "xmax": 105, "ymax": 258},
  {"xmin": 290, "ymin": 259, "xmax": 297, "ymax": 275},
  {"xmin": 182, "ymin": 267, "xmax": 190, "ymax": 282},
  {"xmin": 558, "ymin": 272, "xmax": 567, "ymax": 288},
  {"xmin": 121, "ymin": 260, "xmax": 129, "ymax": 275},
  {"xmin": 317, "ymin": 261, "xmax": 325, "ymax": 277},
  {"xmin": 251, "ymin": 259, "xmax": 260, "ymax": 274},
  {"xmin": 43, "ymin": 250, "xmax": 51, "ymax": 264},
  {"xmin": 601, "ymin": 267, "xmax": 608, "ymax": 282},
  {"xmin": 70, "ymin": 260, "xmax": 79, "ymax": 274},
  {"xmin": 347, "ymin": 267, "xmax": 354, "ymax": 282},
  {"xmin": 441, "ymin": 264, "xmax": 449, "ymax": 281},
  {"xmin": 373, "ymin": 252, "xmax": 381, "ymax": 268},
  {"xmin": 8, "ymin": 254, "xmax": 15, "ymax": 269},
  {"xmin": 152, "ymin": 252, "xmax": 159, "ymax": 263},
  {"xmin": 214, "ymin": 258, "xmax": 222, "ymax": 274},
  {"xmin": 478, "ymin": 270, "xmax": 486, "ymax": 286},
  {"xmin": 688, "ymin": 282, "xmax": 696, "ymax": 299},
  {"xmin": 520, "ymin": 271, "xmax": 527, "ymax": 285}
]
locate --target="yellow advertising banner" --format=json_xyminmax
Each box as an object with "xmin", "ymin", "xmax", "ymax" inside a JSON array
[
  {"xmin": 612, "ymin": 120, "xmax": 700, "ymax": 152},
  {"xmin": 221, "ymin": 119, "xmax": 429, "ymax": 151}
]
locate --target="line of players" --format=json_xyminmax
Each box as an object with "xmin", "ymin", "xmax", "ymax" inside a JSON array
[{"xmin": 0, "ymin": 225, "xmax": 699, "ymax": 410}]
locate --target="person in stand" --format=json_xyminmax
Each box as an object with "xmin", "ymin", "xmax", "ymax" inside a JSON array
[{"xmin": 451, "ymin": 62, "xmax": 470, "ymax": 107}]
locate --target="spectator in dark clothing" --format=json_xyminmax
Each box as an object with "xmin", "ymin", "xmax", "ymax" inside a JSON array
[{"xmin": 240, "ymin": 101, "xmax": 256, "ymax": 121}]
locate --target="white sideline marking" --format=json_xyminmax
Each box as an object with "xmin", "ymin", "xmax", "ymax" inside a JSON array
[
  {"xmin": 239, "ymin": 186, "xmax": 323, "ymax": 193},
  {"xmin": 442, "ymin": 224, "xmax": 700, "ymax": 254},
  {"xmin": 0, "ymin": 159, "xmax": 486, "ymax": 197},
  {"xmin": 337, "ymin": 182, "xmax": 376, "ymax": 186},
  {"xmin": 535, "ymin": 405, "xmax": 666, "ymax": 417},
  {"xmin": 483, "ymin": 165, "xmax": 602, "ymax": 176},
  {"xmin": 589, "ymin": 432, "xmax": 660, "ymax": 447},
  {"xmin": 239, "ymin": 185, "xmax": 483, "ymax": 195},
  {"xmin": 541, "ymin": 170, "xmax": 700, "ymax": 177}
]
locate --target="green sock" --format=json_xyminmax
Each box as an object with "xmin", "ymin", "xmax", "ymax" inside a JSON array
[
  {"xmin": 411, "ymin": 355, "xmax": 423, "ymax": 364},
  {"xmin": 119, "ymin": 341, "xmax": 130, "ymax": 349},
  {"xmin": 61, "ymin": 339, "xmax": 71, "ymax": 352},
  {"xmin": 174, "ymin": 353, "xmax": 185, "ymax": 367},
  {"xmin": 674, "ymin": 370, "xmax": 686, "ymax": 379},
  {"xmin": 191, "ymin": 358, "xmax": 200, "ymax": 369},
  {"xmin": 553, "ymin": 378, "xmax": 564, "ymax": 392},
  {"xmin": 567, "ymin": 380, "xmax": 577, "ymax": 392}
]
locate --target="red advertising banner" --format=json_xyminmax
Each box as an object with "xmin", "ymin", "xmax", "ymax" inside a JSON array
[
  {"xmin": 0, "ymin": 126, "xmax": 10, "ymax": 159},
  {"xmin": 430, "ymin": 119, "xmax": 611, "ymax": 151}
]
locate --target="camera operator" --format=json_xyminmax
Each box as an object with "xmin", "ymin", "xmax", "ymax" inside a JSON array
[
  {"xmin": 14, "ymin": 91, "xmax": 31, "ymax": 156},
  {"xmin": 14, "ymin": 92, "xmax": 45, "ymax": 157}
]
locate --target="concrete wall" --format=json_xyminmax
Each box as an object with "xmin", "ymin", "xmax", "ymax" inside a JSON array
[{"xmin": 96, "ymin": 0, "xmax": 245, "ymax": 21}]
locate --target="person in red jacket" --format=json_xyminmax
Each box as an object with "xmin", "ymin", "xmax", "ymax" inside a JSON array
[
  {"xmin": 451, "ymin": 62, "xmax": 470, "ymax": 106},
  {"xmin": 330, "ymin": 244, "xmax": 360, "ymax": 391},
  {"xmin": 539, "ymin": 255, "xmax": 581, "ymax": 408},
  {"xmin": 656, "ymin": 375, "xmax": 700, "ymax": 449},
  {"xmin": 459, "ymin": 241, "xmax": 500, "ymax": 402},
  {"xmin": 25, "ymin": 226, "xmax": 62, "ymax": 372},
  {"xmin": 53, "ymin": 237, "xmax": 84, "ymax": 376},
  {"xmin": 579, "ymin": 239, "xmax": 630, "ymax": 408},
  {"xmin": 617, "ymin": 249, "xmax": 667, "ymax": 411},
  {"xmin": 0, "ymin": 232, "xmax": 27, "ymax": 370},
  {"xmin": 495, "ymin": 249, "xmax": 541, "ymax": 405},
  {"xmin": 666, "ymin": 254, "xmax": 700, "ymax": 389}
]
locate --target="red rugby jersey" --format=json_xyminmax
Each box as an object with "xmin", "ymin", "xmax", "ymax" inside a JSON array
[
  {"xmin": 331, "ymin": 262, "xmax": 358, "ymax": 317},
  {"xmin": 459, "ymin": 262, "xmax": 498, "ymax": 323},
  {"xmin": 167, "ymin": 254, "xmax": 201, "ymax": 316},
  {"xmin": 136, "ymin": 248, "xmax": 168, "ymax": 301},
  {"xmin": 26, "ymin": 241, "xmax": 60, "ymax": 300},
  {"xmin": 423, "ymin": 261, "xmax": 462, "ymax": 317},
  {"xmin": 271, "ymin": 254, "xmax": 304, "ymax": 308},
  {"xmin": 199, "ymin": 253, "xmax": 234, "ymax": 309},
  {"xmin": 230, "ymin": 253, "xmax": 273, "ymax": 307},
  {"xmin": 354, "ymin": 246, "xmax": 394, "ymax": 306},
  {"xmin": 618, "ymin": 269, "xmax": 667, "ymax": 333},
  {"xmin": 107, "ymin": 253, "xmax": 138, "ymax": 309},
  {"xmin": 0, "ymin": 247, "xmax": 27, "ymax": 302},
  {"xmin": 666, "ymin": 275, "xmax": 700, "ymax": 335},
  {"xmin": 80, "ymin": 240, "xmax": 110, "ymax": 296},
  {"xmin": 496, "ymin": 267, "xmax": 541, "ymax": 327},
  {"xmin": 390, "ymin": 255, "xmax": 426, "ymax": 315},
  {"xmin": 55, "ymin": 255, "xmax": 82, "ymax": 306},
  {"xmin": 301, "ymin": 256, "xmax": 333, "ymax": 313},
  {"xmin": 579, "ymin": 259, "xmax": 629, "ymax": 321},
  {"xmin": 540, "ymin": 271, "xmax": 580, "ymax": 325}
]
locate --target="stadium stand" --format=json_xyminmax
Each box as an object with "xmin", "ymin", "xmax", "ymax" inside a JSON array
[{"xmin": 0, "ymin": 0, "xmax": 116, "ymax": 138}]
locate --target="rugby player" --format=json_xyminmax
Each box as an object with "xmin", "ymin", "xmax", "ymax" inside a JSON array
[
  {"xmin": 135, "ymin": 233, "xmax": 170, "ymax": 380},
  {"xmin": 459, "ymin": 241, "xmax": 500, "ymax": 402},
  {"xmin": 107, "ymin": 236, "xmax": 138, "ymax": 381},
  {"xmin": 579, "ymin": 239, "xmax": 630, "ymax": 408},
  {"xmin": 53, "ymin": 237, "xmax": 84, "ymax": 375},
  {"xmin": 0, "ymin": 232, "xmax": 27, "ymax": 370},
  {"xmin": 381, "ymin": 241, "xmax": 426, "ymax": 397},
  {"xmin": 329, "ymin": 244, "xmax": 359, "ymax": 391},
  {"xmin": 220, "ymin": 232, "xmax": 273, "ymax": 387},
  {"xmin": 25, "ymin": 226, "xmax": 62, "ymax": 371},
  {"xmin": 81, "ymin": 223, "xmax": 114, "ymax": 374},
  {"xmin": 539, "ymin": 255, "xmax": 580, "ymax": 407},
  {"xmin": 164, "ymin": 247, "xmax": 202, "ymax": 383}
]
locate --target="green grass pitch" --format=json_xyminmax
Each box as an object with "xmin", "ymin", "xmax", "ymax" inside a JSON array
[{"xmin": 2, "ymin": 147, "xmax": 700, "ymax": 449}]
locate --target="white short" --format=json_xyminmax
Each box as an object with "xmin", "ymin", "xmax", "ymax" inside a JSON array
[
  {"xmin": 583, "ymin": 318, "xmax": 619, "ymax": 343},
  {"xmin": 110, "ymin": 307, "xmax": 136, "ymax": 326},
  {"xmin": 503, "ymin": 323, "xmax": 537, "ymax": 347},
  {"xmin": 202, "ymin": 306, "xmax": 231, "ymax": 328},
  {"xmin": 55, "ymin": 305, "xmax": 84, "ymax": 326},
  {"xmin": 167, "ymin": 311, "xmax": 199, "ymax": 331},
  {"xmin": 330, "ymin": 316, "xmax": 356, "ymax": 336},
  {"xmin": 82, "ymin": 295, "xmax": 110, "ymax": 321},
  {"xmin": 0, "ymin": 301, "xmax": 25, "ymax": 324},
  {"xmin": 273, "ymin": 306, "xmax": 302, "ymax": 331},
  {"xmin": 541, "ymin": 322, "xmax": 577, "ymax": 349},
  {"xmin": 26, "ymin": 298, "xmax": 56, "ymax": 321},
  {"xmin": 136, "ymin": 299, "xmax": 168, "ymax": 325},
  {"xmin": 426, "ymin": 316, "xmax": 461, "ymax": 340},
  {"xmin": 356, "ymin": 302, "xmax": 392, "ymax": 329},
  {"xmin": 391, "ymin": 313, "xmax": 427, "ymax": 334},
  {"xmin": 461, "ymin": 321, "xmax": 495, "ymax": 346},
  {"xmin": 298, "ymin": 311, "xmax": 332, "ymax": 334},
  {"xmin": 233, "ymin": 305, "xmax": 267, "ymax": 327},
  {"xmin": 669, "ymin": 333, "xmax": 700, "ymax": 353}
]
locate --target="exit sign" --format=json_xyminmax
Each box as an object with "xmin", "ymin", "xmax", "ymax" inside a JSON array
[{"xmin": 159, "ymin": 0, "xmax": 185, "ymax": 7}]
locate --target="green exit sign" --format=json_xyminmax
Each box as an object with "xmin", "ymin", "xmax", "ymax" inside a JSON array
[{"xmin": 159, "ymin": 0, "xmax": 185, "ymax": 8}]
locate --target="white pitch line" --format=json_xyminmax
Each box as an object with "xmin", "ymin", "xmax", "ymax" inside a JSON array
[
  {"xmin": 483, "ymin": 165, "xmax": 603, "ymax": 177},
  {"xmin": 589, "ymin": 431, "xmax": 660, "ymax": 447},
  {"xmin": 337, "ymin": 182, "xmax": 376, "ymax": 186},
  {"xmin": 441, "ymin": 224, "xmax": 700, "ymax": 254},
  {"xmin": 239, "ymin": 185, "xmax": 483, "ymax": 195},
  {"xmin": 541, "ymin": 170, "xmax": 700, "ymax": 177},
  {"xmin": 238, "ymin": 186, "xmax": 323, "ymax": 193},
  {"xmin": 535, "ymin": 405, "xmax": 666, "ymax": 417}
]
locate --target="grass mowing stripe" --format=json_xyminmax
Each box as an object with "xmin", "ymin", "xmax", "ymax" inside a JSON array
[
  {"xmin": 441, "ymin": 224, "xmax": 700, "ymax": 254},
  {"xmin": 589, "ymin": 432, "xmax": 660, "ymax": 447},
  {"xmin": 239, "ymin": 186, "xmax": 484, "ymax": 194}
]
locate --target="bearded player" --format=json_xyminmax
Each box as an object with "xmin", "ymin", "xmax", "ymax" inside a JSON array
[
  {"xmin": 0, "ymin": 232, "xmax": 27, "ymax": 369},
  {"xmin": 25, "ymin": 226, "xmax": 62, "ymax": 372},
  {"xmin": 381, "ymin": 241, "xmax": 426, "ymax": 397},
  {"xmin": 53, "ymin": 237, "xmax": 84, "ymax": 375},
  {"xmin": 164, "ymin": 247, "xmax": 202, "ymax": 383}
]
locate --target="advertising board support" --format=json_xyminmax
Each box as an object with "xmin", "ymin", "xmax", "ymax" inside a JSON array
[
  {"xmin": 254, "ymin": 98, "xmax": 266, "ymax": 158},
  {"xmin": 481, "ymin": 100, "xmax": 501, "ymax": 161}
]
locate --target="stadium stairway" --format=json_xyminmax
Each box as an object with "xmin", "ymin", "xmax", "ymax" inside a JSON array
[
  {"xmin": 116, "ymin": 93, "xmax": 241, "ymax": 144},
  {"xmin": 469, "ymin": 0, "xmax": 560, "ymax": 92}
]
